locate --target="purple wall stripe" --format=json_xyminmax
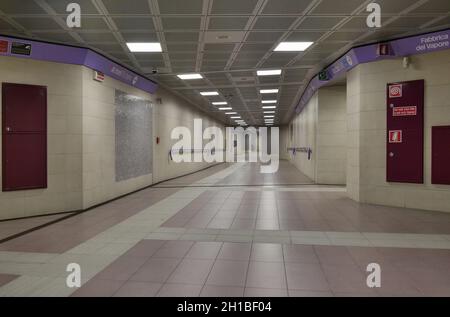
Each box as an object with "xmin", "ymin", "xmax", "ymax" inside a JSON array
[
  {"xmin": 0, "ymin": 35, "xmax": 158, "ymax": 94},
  {"xmin": 295, "ymin": 28, "xmax": 450, "ymax": 114}
]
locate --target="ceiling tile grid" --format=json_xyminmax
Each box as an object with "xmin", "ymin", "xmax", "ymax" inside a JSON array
[{"xmin": 0, "ymin": 0, "xmax": 449, "ymax": 125}]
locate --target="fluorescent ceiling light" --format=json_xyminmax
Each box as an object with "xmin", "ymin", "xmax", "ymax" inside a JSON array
[
  {"xmin": 262, "ymin": 100, "xmax": 277, "ymax": 104},
  {"xmin": 231, "ymin": 116, "xmax": 241, "ymax": 119},
  {"xmin": 260, "ymin": 89, "xmax": 279, "ymax": 94},
  {"xmin": 219, "ymin": 107, "xmax": 232, "ymax": 111},
  {"xmin": 200, "ymin": 91, "xmax": 219, "ymax": 96},
  {"xmin": 264, "ymin": 116, "xmax": 275, "ymax": 118},
  {"xmin": 126, "ymin": 42, "xmax": 162, "ymax": 52},
  {"xmin": 212, "ymin": 101, "xmax": 228, "ymax": 105},
  {"xmin": 264, "ymin": 111, "xmax": 275, "ymax": 114},
  {"xmin": 262, "ymin": 106, "xmax": 277, "ymax": 109},
  {"xmin": 177, "ymin": 73, "xmax": 203, "ymax": 80},
  {"xmin": 226, "ymin": 112, "xmax": 237, "ymax": 115},
  {"xmin": 274, "ymin": 42, "xmax": 314, "ymax": 52},
  {"xmin": 257, "ymin": 69, "xmax": 282, "ymax": 76}
]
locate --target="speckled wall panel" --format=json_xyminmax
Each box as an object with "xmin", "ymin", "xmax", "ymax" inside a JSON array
[{"xmin": 115, "ymin": 90, "xmax": 153, "ymax": 182}]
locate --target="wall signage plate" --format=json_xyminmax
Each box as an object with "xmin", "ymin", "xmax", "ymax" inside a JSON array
[
  {"xmin": 389, "ymin": 130, "xmax": 403, "ymax": 143},
  {"xmin": 393, "ymin": 106, "xmax": 417, "ymax": 117},
  {"xmin": 11, "ymin": 42, "xmax": 31, "ymax": 56},
  {"xmin": 0, "ymin": 40, "xmax": 8, "ymax": 54},
  {"xmin": 94, "ymin": 70, "xmax": 105, "ymax": 82}
]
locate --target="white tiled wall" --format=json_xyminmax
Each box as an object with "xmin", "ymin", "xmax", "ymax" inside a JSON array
[
  {"xmin": 288, "ymin": 86, "xmax": 347, "ymax": 185},
  {"xmin": 81, "ymin": 67, "xmax": 225, "ymax": 209},
  {"xmin": 0, "ymin": 56, "xmax": 224, "ymax": 220},
  {"xmin": 316, "ymin": 86, "xmax": 347, "ymax": 185},
  {"xmin": 347, "ymin": 49, "xmax": 450, "ymax": 212},
  {"xmin": 151, "ymin": 87, "xmax": 224, "ymax": 184},
  {"xmin": 289, "ymin": 93, "xmax": 318, "ymax": 181},
  {"xmin": 0, "ymin": 56, "xmax": 83, "ymax": 219}
]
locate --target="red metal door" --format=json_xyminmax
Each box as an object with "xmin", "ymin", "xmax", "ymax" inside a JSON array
[
  {"xmin": 2, "ymin": 83, "xmax": 47, "ymax": 191},
  {"xmin": 386, "ymin": 80, "xmax": 424, "ymax": 183},
  {"xmin": 432, "ymin": 126, "xmax": 450, "ymax": 185}
]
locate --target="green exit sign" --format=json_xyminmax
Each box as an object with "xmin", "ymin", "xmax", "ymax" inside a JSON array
[{"xmin": 318, "ymin": 70, "xmax": 329, "ymax": 81}]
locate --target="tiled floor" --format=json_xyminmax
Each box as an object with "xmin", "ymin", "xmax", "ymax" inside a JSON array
[
  {"xmin": 162, "ymin": 189, "xmax": 450, "ymax": 233},
  {"xmin": 1, "ymin": 161, "xmax": 450, "ymax": 297},
  {"xmin": 71, "ymin": 240, "xmax": 450, "ymax": 297},
  {"xmin": 0, "ymin": 213, "xmax": 75, "ymax": 242}
]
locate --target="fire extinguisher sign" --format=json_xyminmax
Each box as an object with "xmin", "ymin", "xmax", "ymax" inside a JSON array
[{"xmin": 389, "ymin": 130, "xmax": 403, "ymax": 143}]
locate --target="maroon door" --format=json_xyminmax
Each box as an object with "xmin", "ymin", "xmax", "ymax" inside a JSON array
[
  {"xmin": 432, "ymin": 126, "xmax": 450, "ymax": 185},
  {"xmin": 386, "ymin": 80, "xmax": 424, "ymax": 183},
  {"xmin": 2, "ymin": 83, "xmax": 47, "ymax": 191}
]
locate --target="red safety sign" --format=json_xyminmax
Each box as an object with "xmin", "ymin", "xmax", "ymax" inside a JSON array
[
  {"xmin": 389, "ymin": 130, "xmax": 403, "ymax": 143},
  {"xmin": 93, "ymin": 70, "xmax": 105, "ymax": 82},
  {"xmin": 0, "ymin": 40, "xmax": 8, "ymax": 53},
  {"xmin": 389, "ymin": 84, "xmax": 402, "ymax": 98},
  {"xmin": 393, "ymin": 106, "xmax": 417, "ymax": 117}
]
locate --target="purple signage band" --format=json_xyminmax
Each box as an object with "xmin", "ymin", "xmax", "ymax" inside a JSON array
[
  {"xmin": 0, "ymin": 35, "xmax": 158, "ymax": 94},
  {"xmin": 295, "ymin": 28, "xmax": 450, "ymax": 114}
]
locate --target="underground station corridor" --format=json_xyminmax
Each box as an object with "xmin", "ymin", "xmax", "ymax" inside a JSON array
[{"xmin": 0, "ymin": 0, "xmax": 450, "ymax": 306}]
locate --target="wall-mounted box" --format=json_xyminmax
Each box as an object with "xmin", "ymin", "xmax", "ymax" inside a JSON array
[{"xmin": 432, "ymin": 126, "xmax": 450, "ymax": 185}]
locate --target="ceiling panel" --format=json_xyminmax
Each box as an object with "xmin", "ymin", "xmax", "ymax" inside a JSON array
[
  {"xmin": 297, "ymin": 16, "xmax": 343, "ymax": 30},
  {"xmin": 78, "ymin": 18, "xmax": 110, "ymax": 30},
  {"xmin": 113, "ymin": 17, "xmax": 155, "ymax": 31},
  {"xmin": 0, "ymin": 0, "xmax": 46, "ymax": 14},
  {"xmin": 45, "ymin": 0, "xmax": 99, "ymax": 14},
  {"xmin": 246, "ymin": 31, "xmax": 285, "ymax": 42},
  {"xmin": 121, "ymin": 32, "xmax": 159, "ymax": 42},
  {"xmin": 33, "ymin": 32, "xmax": 74, "ymax": 43},
  {"xmin": 0, "ymin": 0, "xmax": 445, "ymax": 126},
  {"xmin": 161, "ymin": 17, "xmax": 202, "ymax": 30},
  {"xmin": 252, "ymin": 17, "xmax": 297, "ymax": 30},
  {"xmin": 262, "ymin": 0, "xmax": 312, "ymax": 15},
  {"xmin": 158, "ymin": 0, "xmax": 203, "ymax": 15},
  {"xmin": 311, "ymin": 0, "xmax": 366, "ymax": 15},
  {"xmin": 411, "ymin": 0, "xmax": 450, "ymax": 13},
  {"xmin": 164, "ymin": 32, "xmax": 199, "ymax": 42},
  {"xmin": 286, "ymin": 31, "xmax": 326, "ymax": 41},
  {"xmin": 208, "ymin": 17, "xmax": 250, "ymax": 30},
  {"xmin": 13, "ymin": 17, "xmax": 62, "ymax": 30},
  {"xmin": 79, "ymin": 32, "xmax": 118, "ymax": 42},
  {"xmin": 211, "ymin": 0, "xmax": 260, "ymax": 15},
  {"xmin": 102, "ymin": 0, "xmax": 151, "ymax": 14}
]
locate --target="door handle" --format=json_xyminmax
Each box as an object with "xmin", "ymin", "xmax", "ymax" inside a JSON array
[
  {"xmin": 5, "ymin": 127, "xmax": 11, "ymax": 132},
  {"xmin": 389, "ymin": 152, "xmax": 395, "ymax": 157}
]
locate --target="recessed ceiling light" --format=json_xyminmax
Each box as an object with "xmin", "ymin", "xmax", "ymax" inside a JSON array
[
  {"xmin": 200, "ymin": 91, "xmax": 219, "ymax": 96},
  {"xmin": 264, "ymin": 115, "xmax": 275, "ymax": 118},
  {"xmin": 177, "ymin": 73, "xmax": 203, "ymax": 80},
  {"xmin": 274, "ymin": 42, "xmax": 314, "ymax": 52},
  {"xmin": 262, "ymin": 100, "xmax": 277, "ymax": 104},
  {"xmin": 264, "ymin": 111, "xmax": 275, "ymax": 114},
  {"xmin": 262, "ymin": 106, "xmax": 277, "ymax": 109},
  {"xmin": 212, "ymin": 101, "xmax": 228, "ymax": 105},
  {"xmin": 226, "ymin": 112, "xmax": 237, "ymax": 115},
  {"xmin": 126, "ymin": 42, "xmax": 162, "ymax": 52},
  {"xmin": 260, "ymin": 89, "xmax": 279, "ymax": 94},
  {"xmin": 257, "ymin": 69, "xmax": 282, "ymax": 76}
]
